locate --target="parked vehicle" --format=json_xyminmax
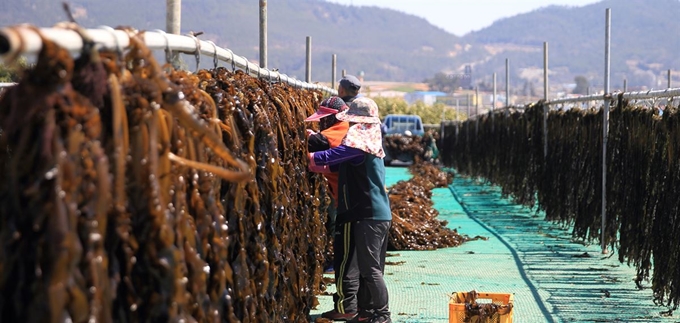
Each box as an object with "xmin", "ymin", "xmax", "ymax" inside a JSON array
[{"xmin": 382, "ymin": 114, "xmax": 424, "ymax": 136}]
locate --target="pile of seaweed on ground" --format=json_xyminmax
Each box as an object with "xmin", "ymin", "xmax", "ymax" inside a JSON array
[
  {"xmin": 0, "ymin": 26, "xmax": 329, "ymax": 322},
  {"xmin": 383, "ymin": 134, "xmax": 425, "ymax": 159},
  {"xmin": 388, "ymin": 162, "xmax": 466, "ymax": 250},
  {"xmin": 383, "ymin": 131, "xmax": 439, "ymax": 162}
]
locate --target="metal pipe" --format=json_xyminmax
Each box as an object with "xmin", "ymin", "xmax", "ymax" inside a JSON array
[
  {"xmin": 342, "ymin": 69, "xmax": 346, "ymax": 77},
  {"xmin": 505, "ymin": 58, "xmax": 510, "ymax": 116},
  {"xmin": 547, "ymin": 94, "xmax": 606, "ymax": 105},
  {"xmin": 601, "ymin": 8, "xmax": 611, "ymax": 254},
  {"xmin": 546, "ymin": 87, "xmax": 680, "ymax": 106},
  {"xmin": 622, "ymin": 88, "xmax": 680, "ymax": 99},
  {"xmin": 305, "ymin": 36, "xmax": 312, "ymax": 83},
  {"xmin": 331, "ymin": 54, "xmax": 337, "ymax": 89},
  {"xmin": 623, "ymin": 79, "xmax": 627, "ymax": 92},
  {"xmin": 0, "ymin": 26, "xmax": 336, "ymax": 95},
  {"xmin": 259, "ymin": 0, "xmax": 267, "ymax": 69}
]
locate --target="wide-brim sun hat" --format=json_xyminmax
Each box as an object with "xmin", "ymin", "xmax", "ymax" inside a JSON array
[
  {"xmin": 304, "ymin": 106, "xmax": 338, "ymax": 122},
  {"xmin": 305, "ymin": 96, "xmax": 348, "ymax": 122},
  {"xmin": 335, "ymin": 97, "xmax": 381, "ymax": 124}
]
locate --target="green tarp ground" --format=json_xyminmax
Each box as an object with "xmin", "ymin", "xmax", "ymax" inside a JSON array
[{"xmin": 311, "ymin": 168, "xmax": 675, "ymax": 323}]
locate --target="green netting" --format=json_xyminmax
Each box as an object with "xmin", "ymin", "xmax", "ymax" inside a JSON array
[
  {"xmin": 384, "ymin": 166, "xmax": 413, "ymax": 187},
  {"xmin": 310, "ymin": 169, "xmax": 675, "ymax": 323}
]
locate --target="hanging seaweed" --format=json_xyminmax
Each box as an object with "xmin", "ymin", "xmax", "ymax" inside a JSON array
[
  {"xmin": 439, "ymin": 99, "xmax": 680, "ymax": 309},
  {"xmin": 0, "ymin": 26, "xmax": 330, "ymax": 322}
]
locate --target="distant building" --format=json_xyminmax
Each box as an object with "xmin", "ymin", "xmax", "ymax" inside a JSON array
[
  {"xmin": 404, "ymin": 91, "xmax": 448, "ymax": 105},
  {"xmin": 366, "ymin": 90, "xmax": 407, "ymax": 99}
]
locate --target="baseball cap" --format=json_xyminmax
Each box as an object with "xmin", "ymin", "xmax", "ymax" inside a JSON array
[{"xmin": 339, "ymin": 75, "xmax": 361, "ymax": 91}]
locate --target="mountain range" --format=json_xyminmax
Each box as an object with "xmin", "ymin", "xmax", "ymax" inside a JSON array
[{"xmin": 1, "ymin": 0, "xmax": 678, "ymax": 90}]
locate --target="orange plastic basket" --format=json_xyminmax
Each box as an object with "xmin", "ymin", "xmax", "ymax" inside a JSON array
[{"xmin": 449, "ymin": 291, "xmax": 514, "ymax": 323}]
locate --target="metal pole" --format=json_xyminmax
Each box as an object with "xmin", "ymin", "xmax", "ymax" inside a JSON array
[
  {"xmin": 475, "ymin": 87, "xmax": 479, "ymax": 136},
  {"xmin": 467, "ymin": 93, "xmax": 471, "ymax": 120},
  {"xmin": 492, "ymin": 73, "xmax": 496, "ymax": 133},
  {"xmin": 305, "ymin": 36, "xmax": 312, "ymax": 83},
  {"xmin": 505, "ymin": 58, "xmax": 510, "ymax": 116},
  {"xmin": 440, "ymin": 121, "xmax": 445, "ymax": 151},
  {"xmin": 166, "ymin": 0, "xmax": 181, "ymax": 67},
  {"xmin": 342, "ymin": 69, "xmax": 346, "ymax": 77},
  {"xmin": 259, "ymin": 0, "xmax": 267, "ymax": 68},
  {"xmin": 601, "ymin": 8, "xmax": 611, "ymax": 254},
  {"xmin": 543, "ymin": 42, "xmax": 549, "ymax": 158},
  {"xmin": 332, "ymin": 54, "xmax": 337, "ymax": 89},
  {"xmin": 623, "ymin": 79, "xmax": 627, "ymax": 92},
  {"xmin": 475, "ymin": 86, "xmax": 479, "ymax": 117},
  {"xmin": 669, "ymin": 69, "xmax": 672, "ymax": 88},
  {"xmin": 166, "ymin": 0, "xmax": 181, "ymax": 35},
  {"xmin": 455, "ymin": 99, "xmax": 460, "ymax": 144},
  {"xmin": 466, "ymin": 93, "xmax": 470, "ymax": 144},
  {"xmin": 543, "ymin": 42, "xmax": 549, "ymax": 101},
  {"xmin": 456, "ymin": 99, "xmax": 459, "ymax": 120},
  {"xmin": 455, "ymin": 119, "xmax": 459, "ymax": 145}
]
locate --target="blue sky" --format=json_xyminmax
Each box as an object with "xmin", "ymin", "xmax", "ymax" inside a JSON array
[{"xmin": 326, "ymin": 0, "xmax": 601, "ymax": 36}]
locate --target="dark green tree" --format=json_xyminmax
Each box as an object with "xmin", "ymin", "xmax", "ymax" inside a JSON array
[{"xmin": 573, "ymin": 75, "xmax": 590, "ymax": 95}]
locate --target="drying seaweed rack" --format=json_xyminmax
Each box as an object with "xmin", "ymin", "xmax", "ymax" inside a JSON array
[
  {"xmin": 442, "ymin": 86, "xmax": 680, "ymax": 255},
  {"xmin": 0, "ymin": 25, "xmax": 336, "ymax": 95}
]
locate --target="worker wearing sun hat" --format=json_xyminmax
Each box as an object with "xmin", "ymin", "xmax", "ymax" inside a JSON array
[
  {"xmin": 307, "ymin": 96, "xmax": 360, "ymax": 321},
  {"xmin": 306, "ymin": 96, "xmax": 350, "ymax": 275},
  {"xmin": 309, "ymin": 97, "xmax": 392, "ymax": 323}
]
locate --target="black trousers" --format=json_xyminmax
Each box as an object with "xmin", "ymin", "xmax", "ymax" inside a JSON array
[
  {"xmin": 354, "ymin": 220, "xmax": 391, "ymax": 316},
  {"xmin": 333, "ymin": 221, "xmax": 360, "ymax": 313},
  {"xmin": 333, "ymin": 219, "xmax": 391, "ymax": 316}
]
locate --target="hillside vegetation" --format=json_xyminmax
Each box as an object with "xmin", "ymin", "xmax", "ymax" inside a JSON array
[
  {"xmin": 0, "ymin": 0, "xmax": 677, "ymax": 88},
  {"xmin": 465, "ymin": 0, "xmax": 680, "ymax": 88}
]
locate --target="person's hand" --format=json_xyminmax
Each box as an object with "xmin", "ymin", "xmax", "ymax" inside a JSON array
[{"xmin": 306, "ymin": 129, "xmax": 315, "ymax": 137}]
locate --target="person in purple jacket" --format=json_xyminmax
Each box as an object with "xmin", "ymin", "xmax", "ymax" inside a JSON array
[{"xmin": 309, "ymin": 97, "xmax": 392, "ymax": 323}]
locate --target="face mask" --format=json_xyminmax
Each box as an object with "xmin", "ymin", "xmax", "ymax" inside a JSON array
[{"xmin": 319, "ymin": 115, "xmax": 339, "ymax": 131}]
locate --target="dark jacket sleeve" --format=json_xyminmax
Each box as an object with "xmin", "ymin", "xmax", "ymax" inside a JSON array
[
  {"xmin": 308, "ymin": 133, "xmax": 330, "ymax": 152},
  {"xmin": 312, "ymin": 145, "xmax": 366, "ymax": 166}
]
